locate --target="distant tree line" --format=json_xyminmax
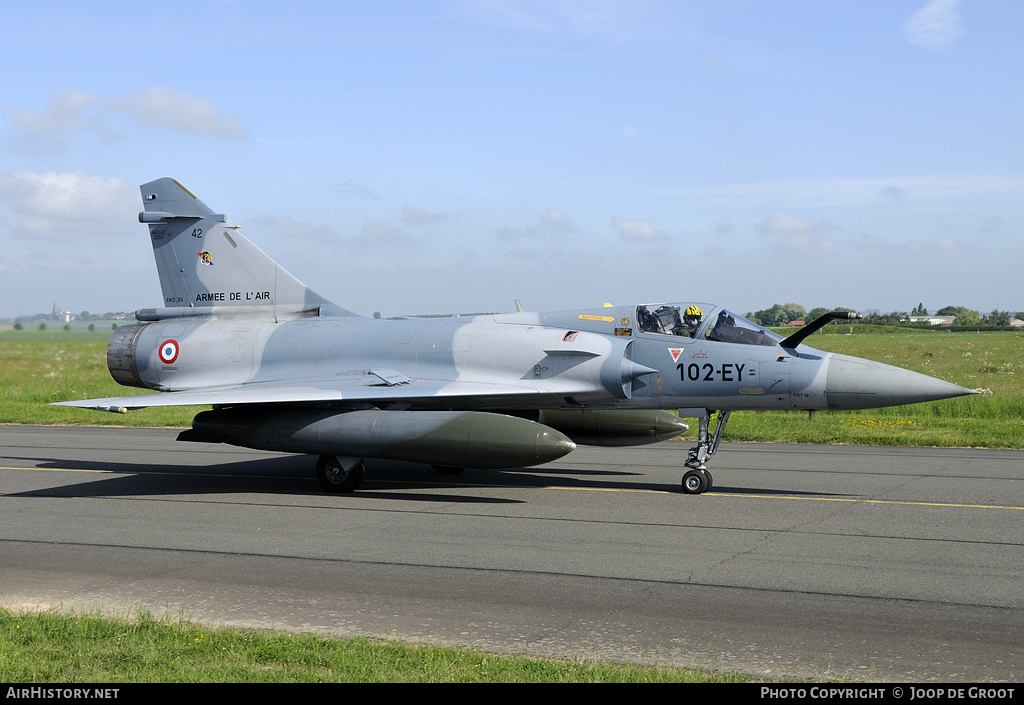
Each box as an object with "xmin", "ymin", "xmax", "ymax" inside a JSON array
[
  {"xmin": 13, "ymin": 311, "xmax": 130, "ymax": 321},
  {"xmin": 746, "ymin": 304, "xmax": 1021, "ymax": 328}
]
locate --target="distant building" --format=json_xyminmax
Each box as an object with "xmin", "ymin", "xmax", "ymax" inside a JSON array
[
  {"xmin": 787, "ymin": 320, "xmax": 805, "ymax": 327},
  {"xmin": 51, "ymin": 302, "xmax": 73, "ymax": 322},
  {"xmin": 908, "ymin": 315, "xmax": 957, "ymax": 326}
]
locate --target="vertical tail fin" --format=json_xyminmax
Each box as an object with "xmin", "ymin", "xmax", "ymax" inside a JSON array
[{"xmin": 139, "ymin": 178, "xmax": 342, "ymax": 316}]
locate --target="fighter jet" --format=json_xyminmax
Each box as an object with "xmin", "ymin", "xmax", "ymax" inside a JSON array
[{"xmin": 55, "ymin": 178, "xmax": 976, "ymax": 494}]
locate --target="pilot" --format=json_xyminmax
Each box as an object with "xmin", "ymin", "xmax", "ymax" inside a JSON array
[{"xmin": 681, "ymin": 306, "xmax": 703, "ymax": 336}]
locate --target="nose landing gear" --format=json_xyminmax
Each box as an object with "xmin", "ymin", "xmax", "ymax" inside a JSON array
[{"xmin": 681, "ymin": 409, "xmax": 730, "ymax": 494}]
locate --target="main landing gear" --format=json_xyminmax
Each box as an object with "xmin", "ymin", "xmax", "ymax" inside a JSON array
[
  {"xmin": 316, "ymin": 455, "xmax": 365, "ymax": 493},
  {"xmin": 681, "ymin": 410, "xmax": 731, "ymax": 495}
]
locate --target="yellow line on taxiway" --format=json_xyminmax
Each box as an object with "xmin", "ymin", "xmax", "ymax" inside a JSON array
[{"xmin": 4, "ymin": 465, "xmax": 1022, "ymax": 511}]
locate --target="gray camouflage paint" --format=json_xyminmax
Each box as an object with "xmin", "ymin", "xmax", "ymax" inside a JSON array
[{"xmin": 57, "ymin": 178, "xmax": 975, "ymax": 479}]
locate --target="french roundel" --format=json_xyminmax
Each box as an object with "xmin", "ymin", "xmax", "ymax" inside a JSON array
[{"xmin": 158, "ymin": 339, "xmax": 179, "ymax": 364}]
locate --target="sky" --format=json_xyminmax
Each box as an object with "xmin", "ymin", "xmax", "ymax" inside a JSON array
[{"xmin": 2, "ymin": 0, "xmax": 1021, "ymax": 319}]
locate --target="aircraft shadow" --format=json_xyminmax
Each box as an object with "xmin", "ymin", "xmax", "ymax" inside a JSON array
[
  {"xmin": 6, "ymin": 455, "xmax": 846, "ymax": 501},
  {"xmin": 5, "ymin": 455, "xmax": 522, "ymax": 504}
]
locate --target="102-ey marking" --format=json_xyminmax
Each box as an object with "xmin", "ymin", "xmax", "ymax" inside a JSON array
[{"xmin": 678, "ymin": 362, "xmax": 748, "ymax": 382}]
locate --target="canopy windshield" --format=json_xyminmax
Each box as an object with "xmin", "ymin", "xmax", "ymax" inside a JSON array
[{"xmin": 704, "ymin": 309, "xmax": 782, "ymax": 346}]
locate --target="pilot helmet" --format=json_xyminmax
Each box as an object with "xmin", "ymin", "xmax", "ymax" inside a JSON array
[{"xmin": 684, "ymin": 305, "xmax": 703, "ymax": 326}]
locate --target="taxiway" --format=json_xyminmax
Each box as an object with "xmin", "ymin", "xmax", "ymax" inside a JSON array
[{"xmin": 1, "ymin": 425, "xmax": 1021, "ymax": 681}]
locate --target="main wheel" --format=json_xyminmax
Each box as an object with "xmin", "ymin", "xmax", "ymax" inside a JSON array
[
  {"xmin": 681, "ymin": 469, "xmax": 709, "ymax": 495},
  {"xmin": 317, "ymin": 455, "xmax": 365, "ymax": 493}
]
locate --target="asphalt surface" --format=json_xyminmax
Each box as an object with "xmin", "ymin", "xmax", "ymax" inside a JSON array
[{"xmin": 1, "ymin": 424, "xmax": 1022, "ymax": 682}]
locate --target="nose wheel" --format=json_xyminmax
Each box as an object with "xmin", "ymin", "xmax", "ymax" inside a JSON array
[{"xmin": 681, "ymin": 469, "xmax": 713, "ymax": 494}]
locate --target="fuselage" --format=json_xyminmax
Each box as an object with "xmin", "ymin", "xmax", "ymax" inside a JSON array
[{"xmin": 109, "ymin": 302, "xmax": 971, "ymax": 414}]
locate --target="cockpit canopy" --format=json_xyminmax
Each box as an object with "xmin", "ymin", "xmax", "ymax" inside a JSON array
[
  {"xmin": 636, "ymin": 304, "xmax": 694, "ymax": 337},
  {"xmin": 636, "ymin": 303, "xmax": 782, "ymax": 347}
]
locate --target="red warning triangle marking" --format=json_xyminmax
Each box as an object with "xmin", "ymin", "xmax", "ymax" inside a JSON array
[{"xmin": 668, "ymin": 348, "xmax": 684, "ymax": 363}]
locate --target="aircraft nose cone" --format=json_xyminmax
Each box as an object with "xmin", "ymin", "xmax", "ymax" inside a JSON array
[{"xmin": 825, "ymin": 353, "xmax": 976, "ymax": 410}]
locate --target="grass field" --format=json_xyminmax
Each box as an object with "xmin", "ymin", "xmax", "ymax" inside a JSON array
[
  {"xmin": 0, "ymin": 608, "xmax": 741, "ymax": 683},
  {"xmin": 1, "ymin": 327, "xmax": 1020, "ymax": 447}
]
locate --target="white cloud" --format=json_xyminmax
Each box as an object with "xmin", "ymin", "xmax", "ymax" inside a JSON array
[
  {"xmin": 6, "ymin": 87, "xmax": 248, "ymax": 148},
  {"xmin": 905, "ymin": 0, "xmax": 965, "ymax": 52},
  {"xmin": 359, "ymin": 219, "xmax": 413, "ymax": 248},
  {"xmin": 755, "ymin": 211, "xmax": 837, "ymax": 236},
  {"xmin": 906, "ymin": 236, "xmax": 959, "ymax": 254},
  {"xmin": 653, "ymin": 175, "xmax": 1024, "ymax": 208},
  {"xmin": 248, "ymin": 215, "xmax": 415, "ymax": 260},
  {"xmin": 773, "ymin": 234, "xmax": 837, "ymax": 257},
  {"xmin": 495, "ymin": 224, "xmax": 540, "ymax": 239},
  {"xmin": 539, "ymin": 207, "xmax": 575, "ymax": 234},
  {"xmin": 6, "ymin": 90, "xmax": 106, "ymax": 144},
  {"xmin": 496, "ymin": 207, "xmax": 576, "ymax": 239},
  {"xmin": 755, "ymin": 211, "xmax": 839, "ymax": 257},
  {"xmin": 246, "ymin": 215, "xmax": 341, "ymax": 243},
  {"xmin": 453, "ymin": 0, "xmax": 648, "ymax": 42},
  {"xmin": 336, "ymin": 180, "xmax": 384, "ymax": 200},
  {"xmin": 0, "ymin": 171, "xmax": 136, "ymax": 241},
  {"xmin": 402, "ymin": 206, "xmax": 451, "ymax": 225},
  {"xmin": 104, "ymin": 87, "xmax": 248, "ymax": 138},
  {"xmin": 978, "ymin": 217, "xmax": 1003, "ymax": 234},
  {"xmin": 612, "ymin": 215, "xmax": 667, "ymax": 241}
]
